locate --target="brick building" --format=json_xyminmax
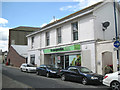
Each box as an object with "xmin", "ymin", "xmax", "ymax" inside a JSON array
[
  {"xmin": 9, "ymin": 26, "xmax": 40, "ymax": 48},
  {"xmin": 7, "ymin": 26, "xmax": 40, "ymax": 67},
  {"xmin": 7, "ymin": 45, "xmax": 28, "ymax": 67}
]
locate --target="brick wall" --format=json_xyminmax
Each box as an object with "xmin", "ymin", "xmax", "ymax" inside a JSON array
[{"xmin": 7, "ymin": 46, "xmax": 26, "ymax": 67}]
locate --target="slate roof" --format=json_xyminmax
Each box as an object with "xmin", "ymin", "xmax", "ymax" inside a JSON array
[
  {"xmin": 10, "ymin": 26, "xmax": 40, "ymax": 32},
  {"xmin": 11, "ymin": 45, "xmax": 28, "ymax": 58}
]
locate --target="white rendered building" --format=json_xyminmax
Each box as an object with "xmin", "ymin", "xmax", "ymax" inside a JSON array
[{"xmin": 27, "ymin": 1, "xmax": 120, "ymax": 75}]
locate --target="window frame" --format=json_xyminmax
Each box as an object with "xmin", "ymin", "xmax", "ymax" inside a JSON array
[
  {"xmin": 46, "ymin": 31, "xmax": 50, "ymax": 46},
  {"xmin": 57, "ymin": 27, "xmax": 62, "ymax": 44},
  {"xmin": 71, "ymin": 22, "xmax": 78, "ymax": 41},
  {"xmin": 31, "ymin": 36, "xmax": 34, "ymax": 48}
]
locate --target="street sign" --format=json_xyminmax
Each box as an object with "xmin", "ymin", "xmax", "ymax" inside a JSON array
[{"xmin": 114, "ymin": 41, "xmax": 120, "ymax": 48}]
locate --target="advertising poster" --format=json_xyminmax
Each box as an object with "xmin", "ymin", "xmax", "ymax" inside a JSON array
[{"xmin": 69, "ymin": 55, "xmax": 81, "ymax": 66}]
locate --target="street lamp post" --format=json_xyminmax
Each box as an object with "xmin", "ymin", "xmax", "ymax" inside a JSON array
[{"xmin": 113, "ymin": 0, "xmax": 119, "ymax": 71}]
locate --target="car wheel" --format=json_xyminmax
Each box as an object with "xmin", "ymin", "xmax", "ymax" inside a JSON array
[
  {"xmin": 26, "ymin": 69, "xmax": 29, "ymax": 73},
  {"xmin": 111, "ymin": 81, "xmax": 120, "ymax": 90},
  {"xmin": 61, "ymin": 74, "xmax": 66, "ymax": 81},
  {"xmin": 36, "ymin": 71, "xmax": 39, "ymax": 75},
  {"xmin": 82, "ymin": 77, "xmax": 88, "ymax": 85},
  {"xmin": 46, "ymin": 73, "xmax": 50, "ymax": 78},
  {"xmin": 21, "ymin": 68, "xmax": 23, "ymax": 72}
]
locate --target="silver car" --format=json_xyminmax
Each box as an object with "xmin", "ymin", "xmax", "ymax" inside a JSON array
[
  {"xmin": 103, "ymin": 71, "xmax": 120, "ymax": 90},
  {"xmin": 20, "ymin": 63, "xmax": 36, "ymax": 73}
]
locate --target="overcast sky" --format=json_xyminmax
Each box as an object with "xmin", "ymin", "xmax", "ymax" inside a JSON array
[{"xmin": 0, "ymin": 0, "xmax": 119, "ymax": 52}]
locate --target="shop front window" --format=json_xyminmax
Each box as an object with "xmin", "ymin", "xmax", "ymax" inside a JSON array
[
  {"xmin": 30, "ymin": 55, "xmax": 35, "ymax": 65},
  {"xmin": 51, "ymin": 54, "xmax": 81, "ymax": 69},
  {"xmin": 69, "ymin": 55, "xmax": 81, "ymax": 66}
]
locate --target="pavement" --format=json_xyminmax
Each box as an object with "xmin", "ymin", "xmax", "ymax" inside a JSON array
[
  {"xmin": 2, "ymin": 75, "xmax": 31, "ymax": 88},
  {"xmin": 1, "ymin": 64, "xmax": 31, "ymax": 89}
]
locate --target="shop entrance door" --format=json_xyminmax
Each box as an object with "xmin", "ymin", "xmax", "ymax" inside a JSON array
[
  {"xmin": 54, "ymin": 55, "xmax": 69, "ymax": 69},
  {"xmin": 60, "ymin": 56, "xmax": 64, "ymax": 69},
  {"xmin": 59, "ymin": 55, "xmax": 69, "ymax": 69},
  {"xmin": 65, "ymin": 55, "xmax": 69, "ymax": 68},
  {"xmin": 102, "ymin": 52, "xmax": 113, "ymax": 75}
]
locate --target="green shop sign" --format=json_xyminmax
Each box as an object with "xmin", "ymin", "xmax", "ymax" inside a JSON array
[{"xmin": 43, "ymin": 44, "xmax": 80, "ymax": 54}]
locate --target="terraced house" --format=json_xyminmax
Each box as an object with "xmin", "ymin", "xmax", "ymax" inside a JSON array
[{"xmin": 27, "ymin": 1, "xmax": 120, "ymax": 75}]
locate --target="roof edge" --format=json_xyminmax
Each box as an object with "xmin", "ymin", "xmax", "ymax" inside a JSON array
[{"xmin": 26, "ymin": 1, "xmax": 103, "ymax": 37}]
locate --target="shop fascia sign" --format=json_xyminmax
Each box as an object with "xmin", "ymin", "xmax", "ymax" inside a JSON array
[{"xmin": 44, "ymin": 44, "xmax": 80, "ymax": 54}]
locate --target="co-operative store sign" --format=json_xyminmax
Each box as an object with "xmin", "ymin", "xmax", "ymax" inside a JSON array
[{"xmin": 43, "ymin": 44, "xmax": 80, "ymax": 54}]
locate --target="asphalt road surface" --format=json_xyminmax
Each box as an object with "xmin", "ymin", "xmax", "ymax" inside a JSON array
[{"xmin": 2, "ymin": 65, "xmax": 110, "ymax": 89}]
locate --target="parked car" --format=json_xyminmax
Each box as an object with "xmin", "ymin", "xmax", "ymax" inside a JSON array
[
  {"xmin": 36, "ymin": 65, "xmax": 61, "ymax": 77},
  {"xmin": 20, "ymin": 63, "xmax": 36, "ymax": 73},
  {"xmin": 59, "ymin": 66, "xmax": 103, "ymax": 85},
  {"xmin": 103, "ymin": 71, "xmax": 120, "ymax": 90}
]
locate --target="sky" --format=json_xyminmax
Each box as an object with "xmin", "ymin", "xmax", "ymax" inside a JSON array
[{"xmin": 0, "ymin": 0, "xmax": 119, "ymax": 52}]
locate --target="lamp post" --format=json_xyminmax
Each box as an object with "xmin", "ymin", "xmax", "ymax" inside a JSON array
[{"xmin": 113, "ymin": 0, "xmax": 119, "ymax": 71}]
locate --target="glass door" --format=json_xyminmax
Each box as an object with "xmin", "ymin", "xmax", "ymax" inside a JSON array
[
  {"xmin": 65, "ymin": 55, "xmax": 69, "ymax": 68},
  {"xmin": 60, "ymin": 56, "xmax": 64, "ymax": 69}
]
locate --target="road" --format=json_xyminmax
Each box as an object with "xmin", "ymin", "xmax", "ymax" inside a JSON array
[{"xmin": 2, "ymin": 65, "xmax": 110, "ymax": 89}]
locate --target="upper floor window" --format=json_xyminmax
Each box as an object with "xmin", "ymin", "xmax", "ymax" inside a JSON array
[
  {"xmin": 46, "ymin": 32, "xmax": 50, "ymax": 46},
  {"xmin": 72, "ymin": 22, "xmax": 78, "ymax": 41},
  {"xmin": 31, "ymin": 36, "xmax": 34, "ymax": 48},
  {"xmin": 57, "ymin": 27, "xmax": 62, "ymax": 44}
]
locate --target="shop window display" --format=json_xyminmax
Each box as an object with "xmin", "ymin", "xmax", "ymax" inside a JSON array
[
  {"xmin": 69, "ymin": 55, "xmax": 81, "ymax": 66},
  {"xmin": 54, "ymin": 54, "xmax": 81, "ymax": 69}
]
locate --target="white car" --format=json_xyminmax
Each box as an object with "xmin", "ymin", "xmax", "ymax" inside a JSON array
[
  {"xmin": 20, "ymin": 63, "xmax": 36, "ymax": 73},
  {"xmin": 103, "ymin": 71, "xmax": 120, "ymax": 90}
]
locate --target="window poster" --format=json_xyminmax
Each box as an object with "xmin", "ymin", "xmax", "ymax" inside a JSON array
[{"xmin": 69, "ymin": 55, "xmax": 81, "ymax": 66}]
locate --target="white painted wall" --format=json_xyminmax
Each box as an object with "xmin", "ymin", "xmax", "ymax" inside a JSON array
[
  {"xmin": 62, "ymin": 22, "xmax": 72, "ymax": 44},
  {"xmin": 38, "ymin": 13, "xmax": 94, "ymax": 48},
  {"xmin": 27, "ymin": 50, "xmax": 40, "ymax": 67},
  {"xmin": 27, "ymin": 33, "xmax": 40, "ymax": 50},
  {"xmin": 27, "ymin": 50, "xmax": 35, "ymax": 64},
  {"xmin": 34, "ymin": 33, "xmax": 40, "ymax": 49},
  {"xmin": 27, "ymin": 2, "xmax": 120, "ymax": 70},
  {"xmin": 117, "ymin": 6, "xmax": 120, "ymax": 37},
  {"xmin": 27, "ymin": 37, "xmax": 31, "ymax": 50},
  {"xmin": 35, "ymin": 50, "xmax": 40, "ymax": 67},
  {"xmin": 79, "ymin": 14, "xmax": 94, "ymax": 42},
  {"xmin": 50, "ymin": 28, "xmax": 57, "ymax": 46},
  {"xmin": 96, "ymin": 41, "xmax": 117, "ymax": 75},
  {"xmin": 40, "ymin": 32, "xmax": 46, "ymax": 48},
  {"xmin": 27, "ymin": 2, "xmax": 119, "ymax": 50},
  {"xmin": 93, "ymin": 2, "xmax": 115, "ymax": 40},
  {"xmin": 81, "ymin": 42, "xmax": 96, "ymax": 73}
]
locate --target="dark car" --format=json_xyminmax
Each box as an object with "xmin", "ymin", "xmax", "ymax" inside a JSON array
[
  {"xmin": 59, "ymin": 66, "xmax": 103, "ymax": 85},
  {"xmin": 36, "ymin": 65, "xmax": 61, "ymax": 77}
]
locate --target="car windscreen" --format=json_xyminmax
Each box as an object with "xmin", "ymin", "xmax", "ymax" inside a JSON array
[
  {"xmin": 80, "ymin": 67, "xmax": 92, "ymax": 73},
  {"xmin": 47, "ymin": 65, "xmax": 59, "ymax": 70}
]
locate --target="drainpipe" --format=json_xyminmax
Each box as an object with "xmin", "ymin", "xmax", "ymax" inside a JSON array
[{"xmin": 113, "ymin": 0, "xmax": 119, "ymax": 71}]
